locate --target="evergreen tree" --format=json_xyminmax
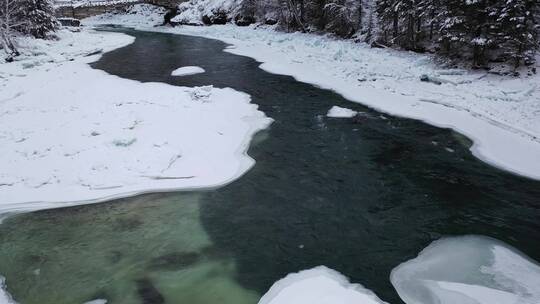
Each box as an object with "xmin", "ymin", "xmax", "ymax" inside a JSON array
[
  {"xmin": 16, "ymin": 0, "xmax": 57, "ymax": 39},
  {"xmin": 495, "ymin": 0, "xmax": 539, "ymax": 67},
  {"xmin": 375, "ymin": 0, "xmax": 398, "ymax": 43}
]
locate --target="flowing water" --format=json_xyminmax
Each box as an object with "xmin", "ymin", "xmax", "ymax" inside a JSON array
[{"xmin": 0, "ymin": 28, "xmax": 539, "ymax": 304}]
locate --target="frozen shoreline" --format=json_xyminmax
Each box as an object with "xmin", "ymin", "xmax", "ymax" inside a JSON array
[
  {"xmin": 0, "ymin": 27, "xmax": 271, "ymax": 219},
  {"xmin": 85, "ymin": 7, "xmax": 540, "ymax": 180}
]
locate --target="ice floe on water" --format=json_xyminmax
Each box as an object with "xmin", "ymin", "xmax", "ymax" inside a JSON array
[
  {"xmin": 0, "ymin": 277, "xmax": 16, "ymax": 304},
  {"xmin": 259, "ymin": 237, "xmax": 540, "ymax": 304},
  {"xmin": 171, "ymin": 66, "xmax": 205, "ymax": 76},
  {"xmin": 391, "ymin": 235, "xmax": 540, "ymax": 304},
  {"xmin": 327, "ymin": 106, "xmax": 358, "ymax": 118},
  {"xmin": 258, "ymin": 266, "xmax": 387, "ymax": 304},
  {"xmin": 83, "ymin": 300, "xmax": 107, "ymax": 304}
]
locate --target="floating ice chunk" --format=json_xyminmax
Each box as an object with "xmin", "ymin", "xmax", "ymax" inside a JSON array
[
  {"xmin": 0, "ymin": 276, "xmax": 17, "ymax": 304},
  {"xmin": 171, "ymin": 66, "xmax": 205, "ymax": 76},
  {"xmin": 259, "ymin": 266, "xmax": 388, "ymax": 304},
  {"xmin": 83, "ymin": 300, "xmax": 107, "ymax": 304},
  {"xmin": 391, "ymin": 235, "xmax": 540, "ymax": 304},
  {"xmin": 327, "ymin": 106, "xmax": 358, "ymax": 118}
]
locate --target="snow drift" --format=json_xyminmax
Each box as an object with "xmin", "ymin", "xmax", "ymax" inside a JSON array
[{"xmin": 391, "ymin": 235, "xmax": 540, "ymax": 304}]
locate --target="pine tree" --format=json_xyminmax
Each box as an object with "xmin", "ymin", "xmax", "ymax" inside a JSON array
[
  {"xmin": 321, "ymin": 0, "xmax": 360, "ymax": 37},
  {"xmin": 495, "ymin": 0, "xmax": 539, "ymax": 67},
  {"xmin": 375, "ymin": 0, "xmax": 398, "ymax": 43},
  {"xmin": 16, "ymin": 0, "xmax": 57, "ymax": 39}
]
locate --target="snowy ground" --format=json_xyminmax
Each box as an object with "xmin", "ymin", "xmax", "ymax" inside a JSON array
[
  {"xmin": 0, "ymin": 27, "xmax": 271, "ymax": 218},
  {"xmin": 86, "ymin": 5, "xmax": 540, "ymax": 180}
]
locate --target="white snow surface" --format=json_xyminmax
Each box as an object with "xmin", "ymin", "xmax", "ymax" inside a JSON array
[
  {"xmin": 327, "ymin": 106, "xmax": 358, "ymax": 118},
  {"xmin": 259, "ymin": 266, "xmax": 388, "ymax": 304},
  {"xmin": 173, "ymin": 0, "xmax": 242, "ymax": 25},
  {"xmin": 391, "ymin": 235, "xmax": 540, "ymax": 304},
  {"xmin": 0, "ymin": 27, "xmax": 272, "ymax": 218},
  {"xmin": 171, "ymin": 66, "xmax": 205, "ymax": 76},
  {"xmin": 78, "ymin": 4, "xmax": 167, "ymax": 26},
  {"xmin": 85, "ymin": 8, "xmax": 540, "ymax": 180}
]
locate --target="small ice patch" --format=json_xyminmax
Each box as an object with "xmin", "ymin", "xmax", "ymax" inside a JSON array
[
  {"xmin": 391, "ymin": 235, "xmax": 540, "ymax": 304},
  {"xmin": 171, "ymin": 66, "xmax": 205, "ymax": 76},
  {"xmin": 0, "ymin": 276, "xmax": 17, "ymax": 304},
  {"xmin": 259, "ymin": 266, "xmax": 388, "ymax": 304},
  {"xmin": 83, "ymin": 300, "xmax": 107, "ymax": 304},
  {"xmin": 327, "ymin": 106, "xmax": 358, "ymax": 118}
]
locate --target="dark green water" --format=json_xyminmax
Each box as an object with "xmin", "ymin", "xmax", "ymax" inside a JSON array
[{"xmin": 0, "ymin": 28, "xmax": 539, "ymax": 304}]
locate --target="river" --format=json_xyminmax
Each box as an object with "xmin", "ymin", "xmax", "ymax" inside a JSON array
[{"xmin": 0, "ymin": 28, "xmax": 539, "ymax": 304}]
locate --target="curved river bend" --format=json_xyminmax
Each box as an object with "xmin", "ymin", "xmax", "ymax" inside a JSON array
[{"xmin": 0, "ymin": 29, "xmax": 539, "ymax": 304}]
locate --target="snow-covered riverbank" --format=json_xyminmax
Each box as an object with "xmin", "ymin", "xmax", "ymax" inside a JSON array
[
  {"xmin": 0, "ymin": 27, "xmax": 271, "ymax": 218},
  {"xmin": 85, "ymin": 5, "xmax": 540, "ymax": 180}
]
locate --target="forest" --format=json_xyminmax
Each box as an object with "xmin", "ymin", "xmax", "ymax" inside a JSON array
[
  {"xmin": 1, "ymin": 0, "xmax": 539, "ymax": 66},
  {"xmin": 200, "ymin": 0, "xmax": 540, "ymax": 67}
]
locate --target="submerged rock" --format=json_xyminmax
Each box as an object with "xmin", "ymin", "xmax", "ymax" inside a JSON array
[{"xmin": 136, "ymin": 278, "xmax": 165, "ymax": 304}]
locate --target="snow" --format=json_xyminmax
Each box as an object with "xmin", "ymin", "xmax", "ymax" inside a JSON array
[
  {"xmin": 54, "ymin": 0, "xmax": 141, "ymax": 8},
  {"xmin": 258, "ymin": 266, "xmax": 388, "ymax": 304},
  {"xmin": 85, "ymin": 8, "xmax": 540, "ymax": 180},
  {"xmin": 173, "ymin": 0, "xmax": 242, "ymax": 25},
  {"xmin": 171, "ymin": 66, "xmax": 206, "ymax": 76},
  {"xmin": 78, "ymin": 4, "xmax": 167, "ymax": 26},
  {"xmin": 327, "ymin": 106, "xmax": 358, "ymax": 118},
  {"xmin": 0, "ymin": 277, "xmax": 16, "ymax": 304},
  {"xmin": 0, "ymin": 27, "xmax": 272, "ymax": 219},
  {"xmin": 390, "ymin": 235, "xmax": 540, "ymax": 304}
]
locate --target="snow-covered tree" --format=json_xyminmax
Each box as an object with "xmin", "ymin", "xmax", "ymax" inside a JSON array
[
  {"xmin": 0, "ymin": 0, "xmax": 24, "ymax": 59},
  {"xmin": 375, "ymin": 0, "xmax": 398, "ymax": 43},
  {"xmin": 495, "ymin": 0, "xmax": 539, "ymax": 67},
  {"xmin": 16, "ymin": 0, "xmax": 57, "ymax": 39},
  {"xmin": 321, "ymin": 0, "xmax": 360, "ymax": 37},
  {"xmin": 176, "ymin": 0, "xmax": 539, "ymax": 67}
]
